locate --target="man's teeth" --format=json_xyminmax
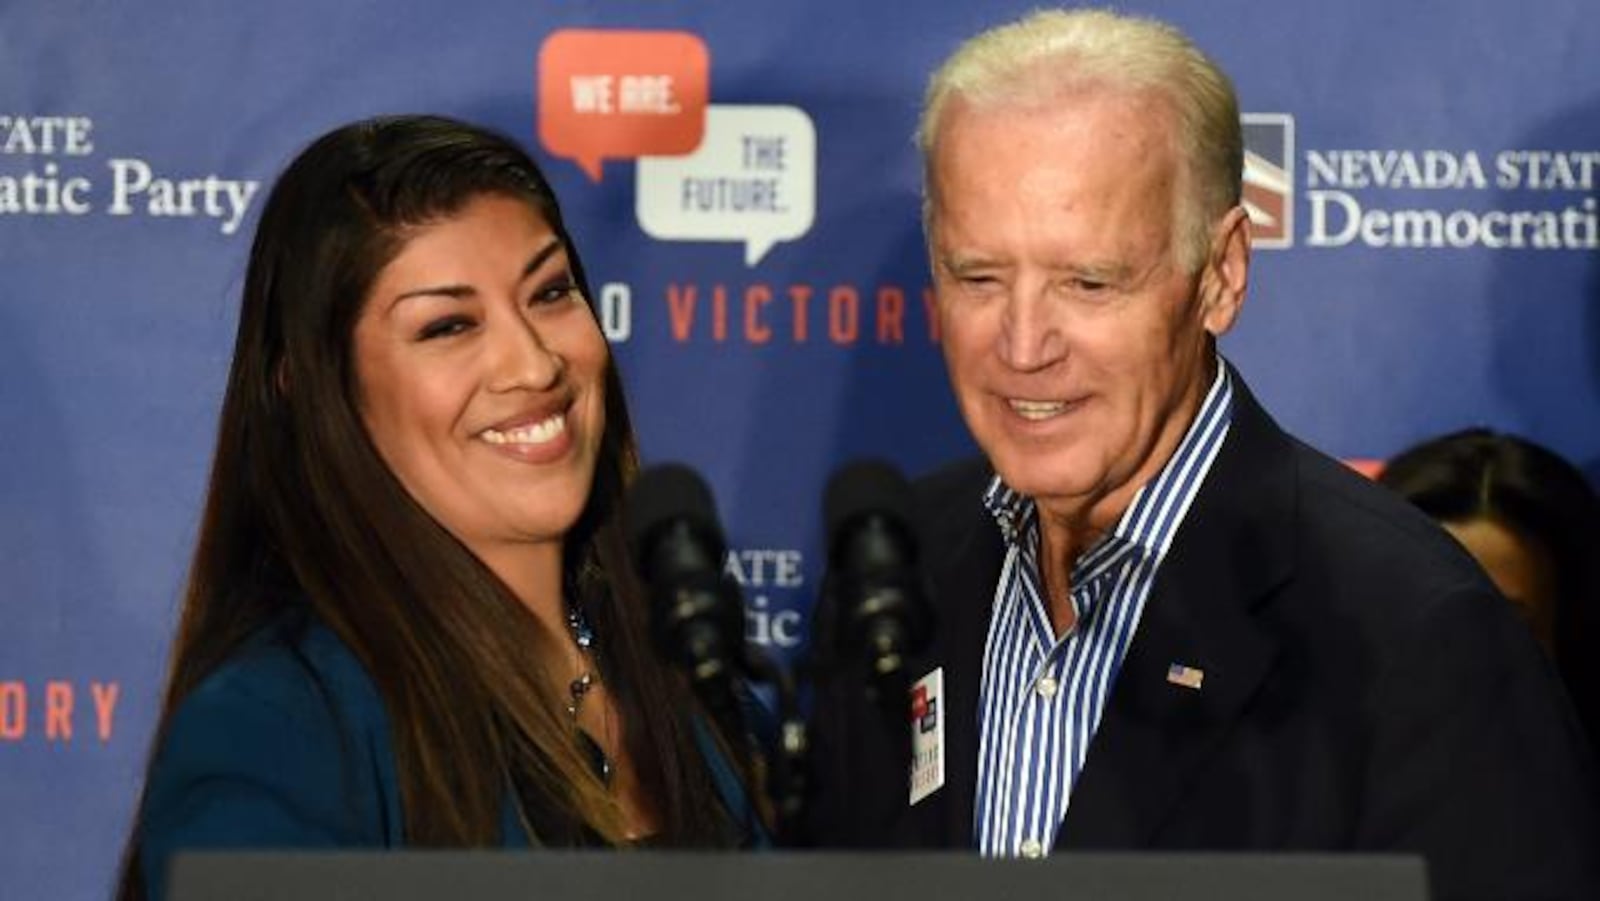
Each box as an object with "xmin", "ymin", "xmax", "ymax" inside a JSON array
[
  {"xmin": 1009, "ymin": 399, "xmax": 1067, "ymax": 421},
  {"xmin": 481, "ymin": 414, "xmax": 566, "ymax": 445}
]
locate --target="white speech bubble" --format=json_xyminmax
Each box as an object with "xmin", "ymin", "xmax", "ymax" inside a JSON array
[{"xmin": 636, "ymin": 104, "xmax": 816, "ymax": 266}]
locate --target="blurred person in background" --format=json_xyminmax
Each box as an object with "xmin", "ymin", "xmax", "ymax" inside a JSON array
[{"xmin": 1381, "ymin": 427, "xmax": 1600, "ymax": 749}]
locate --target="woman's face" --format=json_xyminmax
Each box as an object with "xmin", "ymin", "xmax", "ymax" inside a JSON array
[
  {"xmin": 1444, "ymin": 516, "xmax": 1558, "ymax": 654},
  {"xmin": 352, "ymin": 193, "xmax": 608, "ymax": 575}
]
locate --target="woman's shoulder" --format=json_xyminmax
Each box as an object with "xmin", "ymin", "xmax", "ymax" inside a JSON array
[
  {"xmin": 152, "ymin": 614, "xmax": 397, "ymax": 805},
  {"xmin": 181, "ymin": 615, "xmax": 387, "ymax": 727},
  {"xmin": 139, "ymin": 614, "xmax": 401, "ymax": 896}
]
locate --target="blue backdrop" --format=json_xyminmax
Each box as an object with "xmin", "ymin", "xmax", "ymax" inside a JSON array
[{"xmin": 3, "ymin": 2, "xmax": 1597, "ymax": 899}]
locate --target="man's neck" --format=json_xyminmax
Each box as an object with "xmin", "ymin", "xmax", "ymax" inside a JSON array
[{"xmin": 1027, "ymin": 361, "xmax": 1218, "ymax": 636}]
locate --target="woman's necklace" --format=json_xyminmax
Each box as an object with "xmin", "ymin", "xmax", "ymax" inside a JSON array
[
  {"xmin": 564, "ymin": 598, "xmax": 612, "ymax": 783},
  {"xmin": 564, "ymin": 597, "xmax": 596, "ymax": 719}
]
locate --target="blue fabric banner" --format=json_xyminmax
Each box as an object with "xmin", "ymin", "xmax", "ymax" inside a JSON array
[{"xmin": 2, "ymin": 2, "xmax": 1596, "ymax": 898}]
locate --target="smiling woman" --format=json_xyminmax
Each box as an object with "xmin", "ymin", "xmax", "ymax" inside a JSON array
[
  {"xmin": 353, "ymin": 195, "xmax": 611, "ymax": 606},
  {"xmin": 114, "ymin": 115, "xmax": 767, "ymax": 901}
]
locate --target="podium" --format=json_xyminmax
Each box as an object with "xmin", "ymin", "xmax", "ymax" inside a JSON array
[{"xmin": 169, "ymin": 850, "xmax": 1429, "ymax": 900}]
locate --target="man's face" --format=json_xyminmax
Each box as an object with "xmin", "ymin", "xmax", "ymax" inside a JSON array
[{"xmin": 928, "ymin": 88, "xmax": 1245, "ymax": 524}]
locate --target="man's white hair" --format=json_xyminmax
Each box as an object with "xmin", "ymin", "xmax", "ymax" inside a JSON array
[{"xmin": 919, "ymin": 8, "xmax": 1243, "ymax": 271}]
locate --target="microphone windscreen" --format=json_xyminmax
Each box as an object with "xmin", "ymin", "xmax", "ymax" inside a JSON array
[
  {"xmin": 627, "ymin": 463, "xmax": 724, "ymax": 558},
  {"xmin": 824, "ymin": 459, "xmax": 912, "ymax": 539}
]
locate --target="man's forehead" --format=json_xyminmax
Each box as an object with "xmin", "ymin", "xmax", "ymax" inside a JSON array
[
  {"xmin": 929, "ymin": 100, "xmax": 1179, "ymax": 212},
  {"xmin": 935, "ymin": 79, "xmax": 1176, "ymax": 145},
  {"xmin": 928, "ymin": 119, "xmax": 1181, "ymax": 220}
]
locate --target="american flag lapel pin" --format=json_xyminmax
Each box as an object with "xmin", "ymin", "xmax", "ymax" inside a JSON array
[{"xmin": 1166, "ymin": 662, "xmax": 1205, "ymax": 690}]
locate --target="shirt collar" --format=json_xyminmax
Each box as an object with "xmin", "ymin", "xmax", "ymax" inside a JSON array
[{"xmin": 983, "ymin": 358, "xmax": 1233, "ymax": 561}]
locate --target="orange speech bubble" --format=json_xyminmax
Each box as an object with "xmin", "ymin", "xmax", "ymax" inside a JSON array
[
  {"xmin": 538, "ymin": 29, "xmax": 710, "ymax": 182},
  {"xmin": 1344, "ymin": 458, "xmax": 1386, "ymax": 479}
]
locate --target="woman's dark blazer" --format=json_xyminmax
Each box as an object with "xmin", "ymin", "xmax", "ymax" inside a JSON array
[{"xmin": 136, "ymin": 617, "xmax": 761, "ymax": 899}]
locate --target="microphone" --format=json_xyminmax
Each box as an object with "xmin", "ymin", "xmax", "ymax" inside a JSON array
[
  {"xmin": 823, "ymin": 460, "xmax": 933, "ymax": 701},
  {"xmin": 626, "ymin": 463, "xmax": 746, "ymax": 691},
  {"xmin": 627, "ymin": 463, "xmax": 811, "ymax": 842}
]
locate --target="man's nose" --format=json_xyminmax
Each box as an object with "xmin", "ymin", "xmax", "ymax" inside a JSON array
[{"xmin": 997, "ymin": 284, "xmax": 1065, "ymax": 371}]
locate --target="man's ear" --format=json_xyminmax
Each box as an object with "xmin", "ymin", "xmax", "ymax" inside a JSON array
[{"xmin": 1197, "ymin": 204, "xmax": 1250, "ymax": 337}]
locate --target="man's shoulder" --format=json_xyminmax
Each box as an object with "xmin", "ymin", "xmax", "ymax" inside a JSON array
[
  {"xmin": 1285, "ymin": 436, "xmax": 1489, "ymax": 588},
  {"xmin": 1193, "ymin": 390, "xmax": 1503, "ymax": 644},
  {"xmin": 1216, "ymin": 382, "xmax": 1489, "ymax": 594},
  {"xmin": 1203, "ymin": 425, "xmax": 1513, "ymax": 661},
  {"xmin": 910, "ymin": 456, "xmax": 993, "ymax": 517}
]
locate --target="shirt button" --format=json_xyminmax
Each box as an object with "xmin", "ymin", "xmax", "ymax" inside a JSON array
[
  {"xmin": 1020, "ymin": 839, "xmax": 1044, "ymax": 858},
  {"xmin": 1036, "ymin": 676, "xmax": 1059, "ymax": 698}
]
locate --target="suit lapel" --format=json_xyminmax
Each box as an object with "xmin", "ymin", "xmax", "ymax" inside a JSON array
[
  {"xmin": 1058, "ymin": 376, "xmax": 1295, "ymax": 848},
  {"xmin": 902, "ymin": 461, "xmax": 1006, "ymax": 847},
  {"xmin": 936, "ymin": 511, "xmax": 1002, "ymax": 846}
]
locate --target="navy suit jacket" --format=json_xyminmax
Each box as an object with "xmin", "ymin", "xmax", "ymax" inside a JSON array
[
  {"xmin": 137, "ymin": 616, "xmax": 760, "ymax": 899},
  {"xmin": 807, "ymin": 373, "xmax": 1600, "ymax": 901}
]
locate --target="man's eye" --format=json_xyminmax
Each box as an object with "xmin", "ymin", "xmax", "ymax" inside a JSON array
[{"xmin": 417, "ymin": 315, "xmax": 473, "ymax": 340}]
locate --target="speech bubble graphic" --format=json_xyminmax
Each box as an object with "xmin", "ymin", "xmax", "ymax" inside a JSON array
[
  {"xmin": 636, "ymin": 104, "xmax": 817, "ymax": 266},
  {"xmin": 538, "ymin": 29, "xmax": 709, "ymax": 182}
]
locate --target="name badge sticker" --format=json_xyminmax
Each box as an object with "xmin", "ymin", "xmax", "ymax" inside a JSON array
[{"xmin": 909, "ymin": 667, "xmax": 945, "ymax": 805}]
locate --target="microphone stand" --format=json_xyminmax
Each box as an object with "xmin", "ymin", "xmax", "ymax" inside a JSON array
[{"xmin": 738, "ymin": 645, "xmax": 807, "ymax": 845}]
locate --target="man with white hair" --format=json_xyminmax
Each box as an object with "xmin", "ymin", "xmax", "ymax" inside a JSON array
[{"xmin": 807, "ymin": 10, "xmax": 1597, "ymax": 900}]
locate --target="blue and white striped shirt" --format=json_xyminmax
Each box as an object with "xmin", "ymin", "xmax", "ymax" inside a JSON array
[{"xmin": 974, "ymin": 363, "xmax": 1234, "ymax": 857}]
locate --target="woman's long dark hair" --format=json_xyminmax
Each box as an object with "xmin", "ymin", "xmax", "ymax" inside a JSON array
[
  {"xmin": 117, "ymin": 115, "xmax": 748, "ymax": 898},
  {"xmin": 1381, "ymin": 427, "xmax": 1600, "ymax": 746}
]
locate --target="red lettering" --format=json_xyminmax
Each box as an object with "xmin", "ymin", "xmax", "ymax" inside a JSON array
[
  {"xmin": 0, "ymin": 682, "xmax": 25, "ymax": 740},
  {"xmin": 745, "ymin": 284, "xmax": 772, "ymax": 344},
  {"xmin": 666, "ymin": 283, "xmax": 696, "ymax": 342},
  {"xmin": 876, "ymin": 286, "xmax": 905, "ymax": 344},
  {"xmin": 788, "ymin": 285, "xmax": 812, "ymax": 343},
  {"xmin": 92, "ymin": 682, "xmax": 119, "ymax": 742},
  {"xmin": 668, "ymin": 281, "xmax": 939, "ymax": 346},
  {"xmin": 46, "ymin": 681, "xmax": 72, "ymax": 741},
  {"xmin": 829, "ymin": 285, "xmax": 859, "ymax": 345}
]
